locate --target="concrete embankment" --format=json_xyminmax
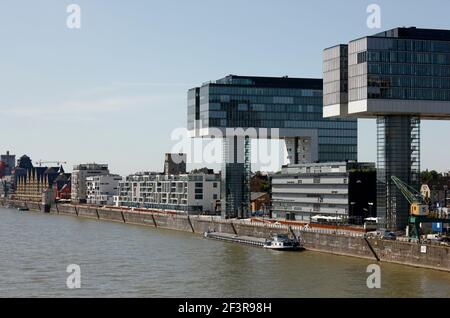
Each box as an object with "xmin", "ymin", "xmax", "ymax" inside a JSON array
[{"xmin": 1, "ymin": 199, "xmax": 449, "ymax": 272}]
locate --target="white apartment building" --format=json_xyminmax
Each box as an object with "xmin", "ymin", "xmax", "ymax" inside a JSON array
[
  {"xmin": 114, "ymin": 172, "xmax": 220, "ymax": 214},
  {"xmin": 86, "ymin": 174, "xmax": 122, "ymax": 206},
  {"xmin": 71, "ymin": 164, "xmax": 109, "ymax": 203}
]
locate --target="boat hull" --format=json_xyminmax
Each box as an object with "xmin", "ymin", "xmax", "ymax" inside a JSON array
[{"xmin": 263, "ymin": 245, "xmax": 303, "ymax": 251}]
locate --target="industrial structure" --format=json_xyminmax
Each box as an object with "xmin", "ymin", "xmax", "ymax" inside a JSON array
[
  {"xmin": 323, "ymin": 27, "xmax": 450, "ymax": 230},
  {"xmin": 188, "ymin": 75, "xmax": 357, "ymax": 218},
  {"xmin": 393, "ymin": 175, "xmax": 449, "ymax": 238}
]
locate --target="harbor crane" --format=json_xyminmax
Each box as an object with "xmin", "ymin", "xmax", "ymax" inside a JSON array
[
  {"xmin": 36, "ymin": 160, "xmax": 67, "ymax": 167},
  {"xmin": 391, "ymin": 176, "xmax": 450, "ymax": 239},
  {"xmin": 391, "ymin": 176, "xmax": 429, "ymax": 217}
]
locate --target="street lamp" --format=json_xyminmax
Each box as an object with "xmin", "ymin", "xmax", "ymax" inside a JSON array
[
  {"xmin": 368, "ymin": 202, "xmax": 374, "ymax": 216},
  {"xmin": 335, "ymin": 210, "xmax": 339, "ymax": 234},
  {"xmin": 350, "ymin": 201, "xmax": 356, "ymax": 223},
  {"xmin": 367, "ymin": 202, "xmax": 374, "ymax": 225}
]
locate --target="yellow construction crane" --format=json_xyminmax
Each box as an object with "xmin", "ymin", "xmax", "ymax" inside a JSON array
[{"xmin": 391, "ymin": 176, "xmax": 429, "ymax": 216}]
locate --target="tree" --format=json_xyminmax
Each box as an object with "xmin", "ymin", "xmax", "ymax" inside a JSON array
[
  {"xmin": 421, "ymin": 169, "xmax": 440, "ymax": 184},
  {"xmin": 251, "ymin": 172, "xmax": 270, "ymax": 193}
]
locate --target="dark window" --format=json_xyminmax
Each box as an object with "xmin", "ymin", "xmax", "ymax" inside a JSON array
[{"xmin": 357, "ymin": 52, "xmax": 367, "ymax": 64}]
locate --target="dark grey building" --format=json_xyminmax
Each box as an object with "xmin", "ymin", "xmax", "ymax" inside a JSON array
[
  {"xmin": 323, "ymin": 27, "xmax": 450, "ymax": 230},
  {"xmin": 188, "ymin": 75, "xmax": 358, "ymax": 218},
  {"xmin": 164, "ymin": 153, "xmax": 187, "ymax": 175},
  {"xmin": 0, "ymin": 151, "xmax": 16, "ymax": 176}
]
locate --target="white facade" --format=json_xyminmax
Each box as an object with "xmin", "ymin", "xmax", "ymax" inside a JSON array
[
  {"xmin": 86, "ymin": 174, "xmax": 122, "ymax": 206},
  {"xmin": 114, "ymin": 172, "xmax": 220, "ymax": 213},
  {"xmin": 271, "ymin": 162, "xmax": 375, "ymax": 222},
  {"xmin": 71, "ymin": 164, "xmax": 109, "ymax": 203}
]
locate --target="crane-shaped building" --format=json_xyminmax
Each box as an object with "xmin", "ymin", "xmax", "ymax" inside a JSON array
[{"xmin": 324, "ymin": 27, "xmax": 450, "ymax": 230}]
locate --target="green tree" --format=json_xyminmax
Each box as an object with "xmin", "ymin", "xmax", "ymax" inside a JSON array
[{"xmin": 421, "ymin": 170, "xmax": 439, "ymax": 184}]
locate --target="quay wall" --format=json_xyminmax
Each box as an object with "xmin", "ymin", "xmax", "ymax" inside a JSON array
[{"xmin": 1, "ymin": 199, "xmax": 448, "ymax": 272}]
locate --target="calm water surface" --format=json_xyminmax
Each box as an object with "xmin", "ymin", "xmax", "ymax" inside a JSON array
[{"xmin": 0, "ymin": 208, "xmax": 449, "ymax": 297}]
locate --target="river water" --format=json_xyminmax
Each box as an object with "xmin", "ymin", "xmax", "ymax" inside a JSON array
[{"xmin": 0, "ymin": 208, "xmax": 448, "ymax": 298}]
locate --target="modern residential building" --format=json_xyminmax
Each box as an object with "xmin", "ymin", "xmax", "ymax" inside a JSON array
[
  {"xmin": 0, "ymin": 151, "xmax": 16, "ymax": 176},
  {"xmin": 188, "ymin": 75, "xmax": 358, "ymax": 218},
  {"xmin": 114, "ymin": 172, "xmax": 220, "ymax": 214},
  {"xmin": 323, "ymin": 27, "xmax": 450, "ymax": 230},
  {"xmin": 71, "ymin": 164, "xmax": 109, "ymax": 203},
  {"xmin": 271, "ymin": 162, "xmax": 376, "ymax": 224},
  {"xmin": 86, "ymin": 174, "xmax": 122, "ymax": 206},
  {"xmin": 164, "ymin": 153, "xmax": 187, "ymax": 175}
]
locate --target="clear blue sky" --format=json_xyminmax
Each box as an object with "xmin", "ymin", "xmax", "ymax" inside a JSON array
[{"xmin": 1, "ymin": 0, "xmax": 450, "ymax": 175}]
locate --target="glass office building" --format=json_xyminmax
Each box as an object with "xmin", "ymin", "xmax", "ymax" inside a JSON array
[
  {"xmin": 188, "ymin": 75, "xmax": 357, "ymax": 218},
  {"xmin": 323, "ymin": 27, "xmax": 450, "ymax": 230},
  {"xmin": 376, "ymin": 116, "xmax": 421, "ymax": 230}
]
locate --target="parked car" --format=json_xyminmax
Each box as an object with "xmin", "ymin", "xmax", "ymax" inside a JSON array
[
  {"xmin": 383, "ymin": 231, "xmax": 397, "ymax": 240},
  {"xmin": 438, "ymin": 236, "xmax": 450, "ymax": 246}
]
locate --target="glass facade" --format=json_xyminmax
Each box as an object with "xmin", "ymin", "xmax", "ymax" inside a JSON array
[
  {"xmin": 188, "ymin": 76, "xmax": 358, "ymax": 162},
  {"xmin": 187, "ymin": 88, "xmax": 200, "ymax": 131},
  {"xmin": 324, "ymin": 27, "xmax": 450, "ymax": 230},
  {"xmin": 376, "ymin": 116, "xmax": 420, "ymax": 230},
  {"xmin": 188, "ymin": 75, "xmax": 358, "ymax": 218},
  {"xmin": 323, "ymin": 45, "xmax": 349, "ymax": 107},
  {"xmin": 349, "ymin": 36, "xmax": 450, "ymax": 102},
  {"xmin": 221, "ymin": 136, "xmax": 251, "ymax": 218}
]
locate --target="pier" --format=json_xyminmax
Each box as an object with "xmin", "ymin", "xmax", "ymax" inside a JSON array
[{"xmin": 204, "ymin": 232, "xmax": 268, "ymax": 247}]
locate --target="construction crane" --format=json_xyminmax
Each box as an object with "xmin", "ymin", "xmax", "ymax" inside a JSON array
[
  {"xmin": 391, "ymin": 176, "xmax": 429, "ymax": 217},
  {"xmin": 36, "ymin": 160, "xmax": 67, "ymax": 167}
]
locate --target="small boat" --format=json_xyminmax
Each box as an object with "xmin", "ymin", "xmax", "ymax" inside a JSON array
[
  {"xmin": 263, "ymin": 234, "xmax": 303, "ymax": 251},
  {"xmin": 17, "ymin": 207, "xmax": 29, "ymax": 211}
]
